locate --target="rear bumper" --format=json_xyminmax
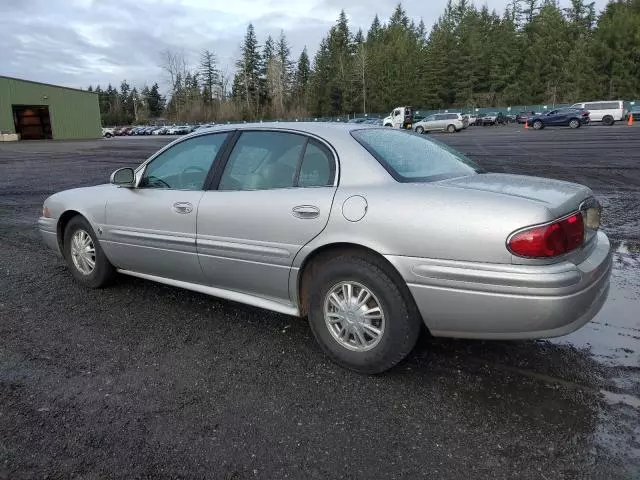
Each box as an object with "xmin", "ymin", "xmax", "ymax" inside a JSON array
[
  {"xmin": 385, "ymin": 231, "xmax": 612, "ymax": 340},
  {"xmin": 38, "ymin": 217, "xmax": 62, "ymax": 257}
]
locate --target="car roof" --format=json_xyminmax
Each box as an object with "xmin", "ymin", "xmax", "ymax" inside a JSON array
[{"xmin": 197, "ymin": 121, "xmax": 375, "ymax": 134}]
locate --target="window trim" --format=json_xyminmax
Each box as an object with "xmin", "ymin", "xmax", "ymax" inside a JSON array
[
  {"xmin": 135, "ymin": 130, "xmax": 233, "ymax": 190},
  {"xmin": 207, "ymin": 129, "xmax": 338, "ymax": 191}
]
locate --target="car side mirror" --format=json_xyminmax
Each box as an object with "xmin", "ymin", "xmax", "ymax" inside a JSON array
[{"xmin": 110, "ymin": 167, "xmax": 135, "ymax": 187}]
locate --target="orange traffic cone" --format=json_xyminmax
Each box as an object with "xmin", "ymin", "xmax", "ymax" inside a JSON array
[
  {"xmin": 629, "ymin": 114, "xmax": 634, "ymax": 126},
  {"xmin": 524, "ymin": 120, "xmax": 529, "ymax": 130}
]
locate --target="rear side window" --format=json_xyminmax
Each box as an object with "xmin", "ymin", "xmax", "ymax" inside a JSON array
[
  {"xmin": 587, "ymin": 102, "xmax": 621, "ymax": 110},
  {"xmin": 351, "ymin": 129, "xmax": 481, "ymax": 182},
  {"xmin": 298, "ymin": 140, "xmax": 334, "ymax": 187},
  {"xmin": 218, "ymin": 131, "xmax": 334, "ymax": 191}
]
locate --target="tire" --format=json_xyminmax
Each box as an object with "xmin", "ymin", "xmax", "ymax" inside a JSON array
[
  {"xmin": 602, "ymin": 115, "xmax": 614, "ymax": 126},
  {"xmin": 533, "ymin": 120, "xmax": 544, "ymax": 130},
  {"xmin": 415, "ymin": 126, "xmax": 424, "ymax": 134},
  {"xmin": 104, "ymin": 133, "xmax": 112, "ymax": 138},
  {"xmin": 446, "ymin": 124, "xmax": 456, "ymax": 133},
  {"xmin": 307, "ymin": 253, "xmax": 421, "ymax": 374},
  {"xmin": 384, "ymin": 123, "xmax": 393, "ymax": 127},
  {"xmin": 63, "ymin": 216, "xmax": 116, "ymax": 288},
  {"xmin": 569, "ymin": 119, "xmax": 580, "ymax": 129}
]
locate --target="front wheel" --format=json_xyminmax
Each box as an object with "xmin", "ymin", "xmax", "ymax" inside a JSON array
[
  {"xmin": 63, "ymin": 216, "xmax": 116, "ymax": 288},
  {"xmin": 569, "ymin": 119, "xmax": 581, "ymax": 129},
  {"xmin": 384, "ymin": 123, "xmax": 393, "ymax": 128},
  {"xmin": 415, "ymin": 126, "xmax": 424, "ymax": 134},
  {"xmin": 533, "ymin": 120, "xmax": 544, "ymax": 130},
  {"xmin": 307, "ymin": 254, "xmax": 421, "ymax": 374}
]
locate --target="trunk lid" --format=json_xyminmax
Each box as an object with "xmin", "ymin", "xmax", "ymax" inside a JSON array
[{"xmin": 439, "ymin": 173, "xmax": 592, "ymax": 219}]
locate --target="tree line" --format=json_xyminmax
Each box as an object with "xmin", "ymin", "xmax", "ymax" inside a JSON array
[{"xmin": 92, "ymin": 0, "xmax": 640, "ymax": 125}]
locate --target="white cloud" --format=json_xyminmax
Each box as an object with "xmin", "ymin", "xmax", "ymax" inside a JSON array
[{"xmin": 0, "ymin": 0, "xmax": 610, "ymax": 91}]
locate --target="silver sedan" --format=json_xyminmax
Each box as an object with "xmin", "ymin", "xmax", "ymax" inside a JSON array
[{"xmin": 38, "ymin": 123, "xmax": 612, "ymax": 373}]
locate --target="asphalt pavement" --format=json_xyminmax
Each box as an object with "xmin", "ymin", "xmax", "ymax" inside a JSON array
[{"xmin": 0, "ymin": 124, "xmax": 638, "ymax": 479}]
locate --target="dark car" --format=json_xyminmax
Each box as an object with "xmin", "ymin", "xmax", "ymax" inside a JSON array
[
  {"xmin": 528, "ymin": 108, "xmax": 590, "ymax": 130},
  {"xmin": 516, "ymin": 111, "xmax": 536, "ymax": 124},
  {"xmin": 479, "ymin": 112, "xmax": 507, "ymax": 126},
  {"xmin": 627, "ymin": 106, "xmax": 640, "ymax": 121}
]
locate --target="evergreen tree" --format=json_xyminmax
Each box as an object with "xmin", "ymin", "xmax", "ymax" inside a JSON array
[
  {"xmin": 293, "ymin": 47, "xmax": 311, "ymax": 110},
  {"xmin": 276, "ymin": 30, "xmax": 294, "ymax": 107},
  {"xmin": 233, "ymin": 23, "xmax": 261, "ymax": 118},
  {"xmin": 200, "ymin": 49, "xmax": 220, "ymax": 107}
]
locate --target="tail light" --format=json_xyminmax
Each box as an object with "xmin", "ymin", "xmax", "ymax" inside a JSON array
[{"xmin": 508, "ymin": 213, "xmax": 584, "ymax": 258}]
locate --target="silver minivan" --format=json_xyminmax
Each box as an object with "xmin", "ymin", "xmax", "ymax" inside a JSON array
[
  {"xmin": 570, "ymin": 100, "xmax": 625, "ymax": 125},
  {"xmin": 414, "ymin": 113, "xmax": 464, "ymax": 134}
]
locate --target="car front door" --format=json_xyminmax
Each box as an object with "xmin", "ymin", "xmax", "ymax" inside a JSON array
[
  {"xmin": 101, "ymin": 132, "xmax": 230, "ymax": 283},
  {"xmin": 196, "ymin": 130, "xmax": 337, "ymax": 304}
]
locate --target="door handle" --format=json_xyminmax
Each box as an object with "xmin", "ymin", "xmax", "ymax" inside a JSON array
[
  {"xmin": 292, "ymin": 205, "xmax": 320, "ymax": 219},
  {"xmin": 172, "ymin": 202, "xmax": 193, "ymax": 214}
]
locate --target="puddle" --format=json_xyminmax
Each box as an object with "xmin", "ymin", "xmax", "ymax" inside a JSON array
[{"xmin": 552, "ymin": 240, "xmax": 640, "ymax": 368}]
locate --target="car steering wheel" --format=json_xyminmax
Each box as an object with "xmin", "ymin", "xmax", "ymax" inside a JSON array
[{"xmin": 179, "ymin": 166, "xmax": 207, "ymax": 189}]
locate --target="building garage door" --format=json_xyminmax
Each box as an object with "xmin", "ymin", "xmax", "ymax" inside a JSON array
[{"xmin": 12, "ymin": 105, "xmax": 52, "ymax": 140}]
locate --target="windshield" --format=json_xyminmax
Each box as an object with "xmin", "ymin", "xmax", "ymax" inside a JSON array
[{"xmin": 351, "ymin": 128, "xmax": 482, "ymax": 182}]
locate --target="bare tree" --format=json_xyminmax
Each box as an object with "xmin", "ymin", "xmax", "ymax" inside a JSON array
[
  {"xmin": 354, "ymin": 42, "xmax": 367, "ymax": 114},
  {"xmin": 267, "ymin": 57, "xmax": 285, "ymax": 117}
]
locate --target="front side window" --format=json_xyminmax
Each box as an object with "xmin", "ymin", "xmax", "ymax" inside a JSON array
[
  {"xmin": 351, "ymin": 128, "xmax": 481, "ymax": 183},
  {"xmin": 140, "ymin": 133, "xmax": 228, "ymax": 190}
]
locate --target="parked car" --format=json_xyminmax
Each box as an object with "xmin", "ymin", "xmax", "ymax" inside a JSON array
[
  {"xmin": 528, "ymin": 108, "xmax": 590, "ymax": 130},
  {"xmin": 627, "ymin": 105, "xmax": 640, "ymax": 122},
  {"xmin": 465, "ymin": 114, "xmax": 477, "ymax": 126},
  {"xmin": 479, "ymin": 112, "xmax": 507, "ymax": 126},
  {"xmin": 38, "ymin": 123, "xmax": 612, "ymax": 374},
  {"xmin": 570, "ymin": 100, "xmax": 625, "ymax": 125},
  {"xmin": 414, "ymin": 113, "xmax": 464, "ymax": 134},
  {"xmin": 152, "ymin": 127, "xmax": 167, "ymax": 135},
  {"xmin": 516, "ymin": 111, "xmax": 536, "ymax": 124},
  {"xmin": 102, "ymin": 127, "xmax": 115, "ymax": 138}
]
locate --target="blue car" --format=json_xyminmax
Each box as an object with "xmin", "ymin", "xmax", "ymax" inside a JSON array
[{"xmin": 528, "ymin": 108, "xmax": 590, "ymax": 130}]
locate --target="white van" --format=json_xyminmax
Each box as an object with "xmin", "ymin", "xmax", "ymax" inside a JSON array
[{"xmin": 570, "ymin": 100, "xmax": 625, "ymax": 125}]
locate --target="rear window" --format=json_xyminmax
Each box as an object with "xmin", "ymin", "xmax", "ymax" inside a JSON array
[{"xmin": 351, "ymin": 129, "xmax": 482, "ymax": 182}]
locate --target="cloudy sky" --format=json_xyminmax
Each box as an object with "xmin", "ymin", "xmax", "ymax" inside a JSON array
[{"xmin": 1, "ymin": 0, "xmax": 609, "ymax": 92}]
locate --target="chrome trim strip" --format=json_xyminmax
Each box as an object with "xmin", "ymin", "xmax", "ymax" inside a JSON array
[
  {"xmin": 197, "ymin": 238, "xmax": 291, "ymax": 258},
  {"xmin": 117, "ymin": 269, "xmax": 300, "ymax": 317},
  {"xmin": 109, "ymin": 229, "xmax": 195, "ymax": 245}
]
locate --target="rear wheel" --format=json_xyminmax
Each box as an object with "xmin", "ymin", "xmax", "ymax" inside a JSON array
[
  {"xmin": 569, "ymin": 119, "xmax": 581, "ymax": 129},
  {"xmin": 533, "ymin": 120, "xmax": 544, "ymax": 130},
  {"xmin": 104, "ymin": 133, "xmax": 112, "ymax": 138},
  {"xmin": 384, "ymin": 123, "xmax": 393, "ymax": 127},
  {"xmin": 415, "ymin": 126, "xmax": 424, "ymax": 134},
  {"xmin": 602, "ymin": 115, "xmax": 614, "ymax": 126},
  {"xmin": 446, "ymin": 124, "xmax": 456, "ymax": 133},
  {"xmin": 63, "ymin": 216, "xmax": 116, "ymax": 288},
  {"xmin": 307, "ymin": 254, "xmax": 421, "ymax": 374}
]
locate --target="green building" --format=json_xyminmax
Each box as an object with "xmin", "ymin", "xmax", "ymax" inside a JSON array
[{"xmin": 0, "ymin": 75, "xmax": 101, "ymax": 140}]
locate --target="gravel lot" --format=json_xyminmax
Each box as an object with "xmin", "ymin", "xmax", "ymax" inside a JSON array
[{"xmin": 0, "ymin": 124, "xmax": 639, "ymax": 479}]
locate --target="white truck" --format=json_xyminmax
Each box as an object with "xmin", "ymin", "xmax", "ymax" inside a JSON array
[{"xmin": 383, "ymin": 106, "xmax": 414, "ymax": 129}]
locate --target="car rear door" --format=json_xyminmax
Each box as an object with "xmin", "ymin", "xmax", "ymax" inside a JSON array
[
  {"xmin": 101, "ymin": 132, "xmax": 230, "ymax": 283},
  {"xmin": 196, "ymin": 130, "xmax": 338, "ymax": 303}
]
